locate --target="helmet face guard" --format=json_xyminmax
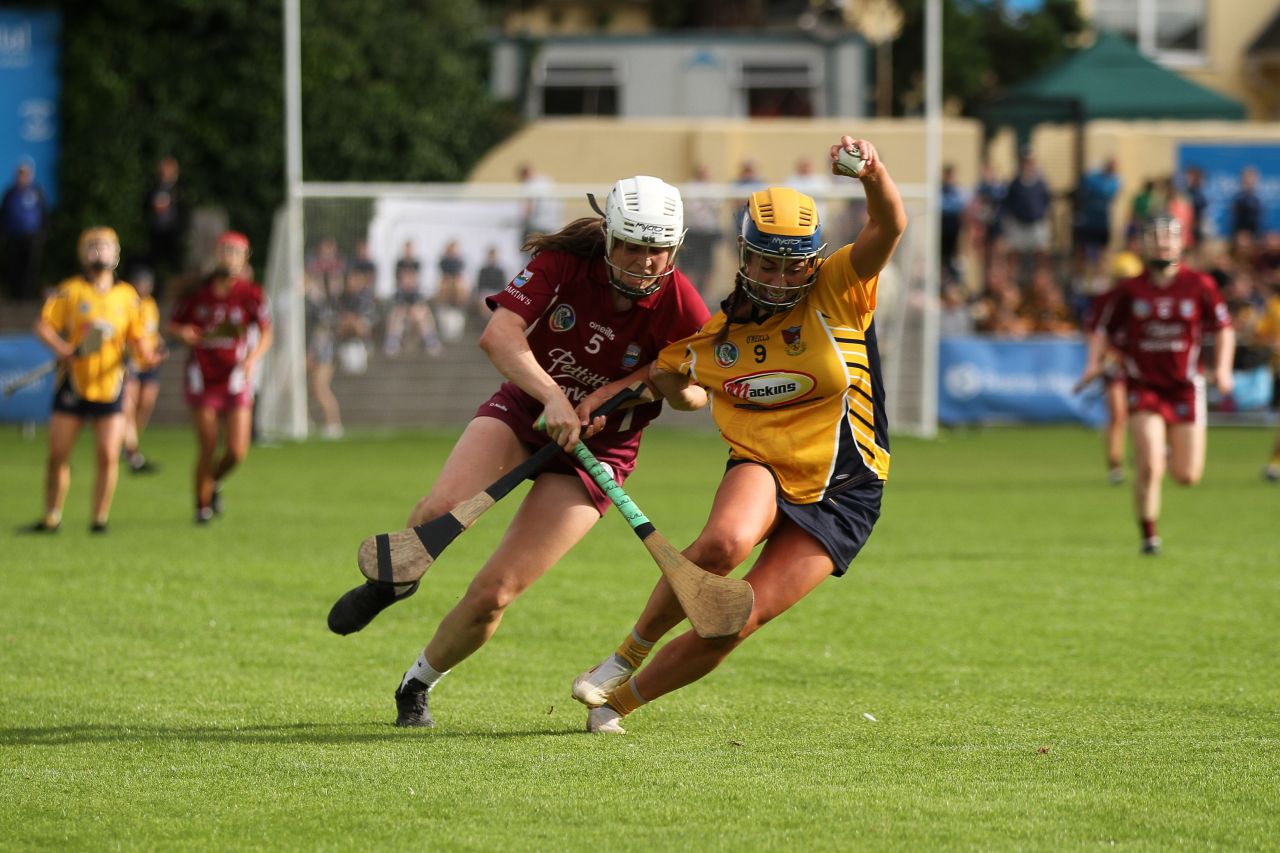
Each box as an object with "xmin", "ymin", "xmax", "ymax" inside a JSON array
[
  {"xmin": 600, "ymin": 176, "xmax": 686, "ymax": 298},
  {"xmin": 737, "ymin": 188, "xmax": 825, "ymax": 311},
  {"xmin": 78, "ymin": 227, "xmax": 121, "ymax": 273},
  {"xmin": 1141, "ymin": 214, "xmax": 1183, "ymax": 271}
]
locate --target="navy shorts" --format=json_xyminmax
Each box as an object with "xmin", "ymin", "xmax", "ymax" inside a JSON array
[
  {"xmin": 728, "ymin": 458, "xmax": 883, "ymax": 576},
  {"xmin": 52, "ymin": 378, "xmax": 123, "ymax": 418}
]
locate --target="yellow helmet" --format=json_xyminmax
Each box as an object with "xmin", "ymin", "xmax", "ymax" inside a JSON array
[
  {"xmin": 78, "ymin": 227, "xmax": 121, "ymax": 272},
  {"xmin": 1109, "ymin": 250, "xmax": 1143, "ymax": 281},
  {"xmin": 737, "ymin": 187, "xmax": 826, "ymax": 310}
]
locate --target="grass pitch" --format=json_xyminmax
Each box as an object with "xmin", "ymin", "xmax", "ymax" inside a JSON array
[{"xmin": 1, "ymin": 422, "xmax": 1277, "ymax": 849}]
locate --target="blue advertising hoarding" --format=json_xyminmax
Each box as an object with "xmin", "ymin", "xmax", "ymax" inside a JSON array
[
  {"xmin": 0, "ymin": 10, "xmax": 61, "ymax": 205},
  {"xmin": 1178, "ymin": 142, "xmax": 1280, "ymax": 239},
  {"xmin": 0, "ymin": 333, "xmax": 53, "ymax": 423},
  {"xmin": 938, "ymin": 337, "xmax": 1106, "ymax": 427}
]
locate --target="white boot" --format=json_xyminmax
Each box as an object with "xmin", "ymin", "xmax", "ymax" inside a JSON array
[
  {"xmin": 586, "ymin": 705, "xmax": 626, "ymax": 734},
  {"xmin": 571, "ymin": 654, "xmax": 634, "ymax": 708}
]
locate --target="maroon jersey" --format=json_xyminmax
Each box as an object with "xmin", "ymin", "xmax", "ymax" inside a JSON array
[
  {"xmin": 1099, "ymin": 266, "xmax": 1230, "ymax": 390},
  {"xmin": 171, "ymin": 277, "xmax": 272, "ymax": 386},
  {"xmin": 486, "ymin": 249, "xmax": 709, "ymax": 435}
]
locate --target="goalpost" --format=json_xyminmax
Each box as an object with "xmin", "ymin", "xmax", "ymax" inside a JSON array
[{"xmin": 264, "ymin": 0, "xmax": 942, "ymax": 441}]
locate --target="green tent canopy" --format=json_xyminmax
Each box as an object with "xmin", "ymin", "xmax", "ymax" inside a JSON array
[{"xmin": 985, "ymin": 31, "xmax": 1246, "ymax": 139}]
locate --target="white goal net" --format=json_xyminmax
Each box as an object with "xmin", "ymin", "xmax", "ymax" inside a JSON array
[{"xmin": 260, "ymin": 181, "xmax": 938, "ymax": 440}]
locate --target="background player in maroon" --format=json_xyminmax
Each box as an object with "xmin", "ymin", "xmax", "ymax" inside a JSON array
[
  {"xmin": 1078, "ymin": 216, "xmax": 1234, "ymax": 555},
  {"xmin": 168, "ymin": 231, "xmax": 273, "ymax": 524},
  {"xmin": 332, "ymin": 176, "xmax": 710, "ymax": 729}
]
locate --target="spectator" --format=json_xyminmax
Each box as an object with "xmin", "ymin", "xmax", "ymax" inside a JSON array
[
  {"xmin": 335, "ymin": 265, "xmax": 378, "ymax": 374},
  {"xmin": 435, "ymin": 240, "xmax": 469, "ymax": 343},
  {"xmin": 304, "ymin": 273, "xmax": 343, "ymax": 438},
  {"xmin": 0, "ymin": 158, "xmax": 48, "ymax": 300},
  {"xmin": 731, "ymin": 159, "xmax": 768, "ymax": 234},
  {"xmin": 1182, "ymin": 165, "xmax": 1209, "ymax": 247},
  {"xmin": 1000, "ymin": 151, "xmax": 1052, "ymax": 280},
  {"xmin": 1126, "ymin": 180, "xmax": 1157, "ymax": 241},
  {"xmin": 971, "ymin": 160, "xmax": 1007, "ymax": 277},
  {"xmin": 141, "ymin": 156, "xmax": 187, "ymax": 295},
  {"xmin": 939, "ymin": 282, "xmax": 975, "ymax": 338},
  {"xmin": 1021, "ymin": 267, "xmax": 1076, "ymax": 336},
  {"xmin": 518, "ymin": 164, "xmax": 562, "ymax": 248},
  {"xmin": 680, "ymin": 164, "xmax": 723, "ymax": 307},
  {"xmin": 1072, "ymin": 157, "xmax": 1119, "ymax": 288},
  {"xmin": 305, "ymin": 236, "xmax": 347, "ymax": 300},
  {"xmin": 473, "ymin": 246, "xmax": 508, "ymax": 316},
  {"xmin": 383, "ymin": 240, "xmax": 442, "ymax": 357},
  {"xmin": 939, "ymin": 163, "xmax": 968, "ymax": 286},
  {"xmin": 1232, "ymin": 167, "xmax": 1263, "ymax": 240},
  {"xmin": 349, "ymin": 239, "xmax": 376, "ymax": 286},
  {"xmin": 784, "ymin": 157, "xmax": 831, "ymax": 197}
]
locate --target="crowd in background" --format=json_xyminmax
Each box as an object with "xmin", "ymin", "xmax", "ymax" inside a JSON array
[{"xmin": 935, "ymin": 152, "xmax": 1280, "ymax": 407}]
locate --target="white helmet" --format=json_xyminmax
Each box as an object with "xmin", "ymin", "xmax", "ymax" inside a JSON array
[{"xmin": 602, "ymin": 175, "xmax": 686, "ymax": 298}]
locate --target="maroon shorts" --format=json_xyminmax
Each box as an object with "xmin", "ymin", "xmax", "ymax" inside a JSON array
[
  {"xmin": 476, "ymin": 385, "xmax": 642, "ymax": 517},
  {"xmin": 1126, "ymin": 377, "xmax": 1204, "ymax": 426},
  {"xmin": 184, "ymin": 363, "xmax": 253, "ymax": 413}
]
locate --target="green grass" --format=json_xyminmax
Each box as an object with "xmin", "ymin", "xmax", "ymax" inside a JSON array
[{"xmin": 1, "ymin": 423, "xmax": 1277, "ymax": 850}]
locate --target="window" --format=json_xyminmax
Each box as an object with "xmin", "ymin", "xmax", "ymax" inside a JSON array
[
  {"xmin": 538, "ymin": 63, "xmax": 619, "ymax": 116},
  {"xmin": 1094, "ymin": 0, "xmax": 1206, "ymax": 64},
  {"xmin": 740, "ymin": 62, "xmax": 816, "ymax": 117}
]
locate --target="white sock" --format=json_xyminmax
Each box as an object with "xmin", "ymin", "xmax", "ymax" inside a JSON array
[{"xmin": 402, "ymin": 653, "xmax": 448, "ymax": 690}]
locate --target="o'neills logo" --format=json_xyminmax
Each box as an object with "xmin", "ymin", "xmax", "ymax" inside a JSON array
[{"xmin": 722, "ymin": 371, "xmax": 815, "ymax": 407}]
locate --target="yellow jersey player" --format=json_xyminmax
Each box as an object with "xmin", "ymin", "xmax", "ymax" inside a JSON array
[
  {"xmin": 26, "ymin": 227, "xmax": 155, "ymax": 533},
  {"xmin": 571, "ymin": 135, "xmax": 908, "ymax": 733}
]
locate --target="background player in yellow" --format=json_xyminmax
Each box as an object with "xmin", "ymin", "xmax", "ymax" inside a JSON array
[
  {"xmin": 26, "ymin": 227, "xmax": 156, "ymax": 532},
  {"xmin": 572, "ymin": 135, "xmax": 908, "ymax": 733}
]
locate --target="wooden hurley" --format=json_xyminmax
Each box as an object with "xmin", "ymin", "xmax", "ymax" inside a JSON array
[
  {"xmin": 566, "ymin": 441, "xmax": 755, "ymax": 640},
  {"xmin": 355, "ymin": 381, "xmax": 655, "ymax": 585}
]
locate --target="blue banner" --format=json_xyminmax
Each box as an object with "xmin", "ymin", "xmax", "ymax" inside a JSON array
[
  {"xmin": 0, "ymin": 10, "xmax": 61, "ymax": 205},
  {"xmin": 1178, "ymin": 142, "xmax": 1280, "ymax": 240},
  {"xmin": 939, "ymin": 337, "xmax": 1106, "ymax": 426},
  {"xmin": 0, "ymin": 333, "xmax": 53, "ymax": 422}
]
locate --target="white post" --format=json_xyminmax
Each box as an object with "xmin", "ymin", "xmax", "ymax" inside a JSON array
[
  {"xmin": 921, "ymin": 0, "xmax": 942, "ymax": 438},
  {"xmin": 283, "ymin": 0, "xmax": 308, "ymax": 439}
]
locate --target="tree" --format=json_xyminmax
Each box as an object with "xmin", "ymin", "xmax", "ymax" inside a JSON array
[
  {"xmin": 891, "ymin": 0, "xmax": 1086, "ymax": 116},
  {"xmin": 40, "ymin": 0, "xmax": 516, "ymax": 277}
]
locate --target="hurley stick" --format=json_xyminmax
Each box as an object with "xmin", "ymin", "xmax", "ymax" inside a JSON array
[
  {"xmin": 565, "ymin": 441, "xmax": 754, "ymax": 639},
  {"xmin": 355, "ymin": 380, "xmax": 655, "ymax": 585}
]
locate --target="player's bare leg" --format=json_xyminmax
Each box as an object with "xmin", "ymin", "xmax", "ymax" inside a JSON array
[
  {"xmin": 396, "ymin": 473, "xmax": 599, "ymax": 727},
  {"xmin": 1130, "ymin": 410, "xmax": 1167, "ymax": 554},
  {"xmin": 191, "ymin": 406, "xmax": 221, "ymax": 523},
  {"xmin": 406, "ymin": 417, "xmax": 531, "ymax": 527},
  {"xmin": 572, "ymin": 462, "xmax": 779, "ymax": 707},
  {"xmin": 89, "ymin": 412, "xmax": 125, "ymax": 530},
  {"xmin": 588, "ymin": 522, "xmax": 832, "ymax": 733},
  {"xmin": 1104, "ymin": 380, "xmax": 1128, "ymax": 484},
  {"xmin": 334, "ymin": 418, "xmax": 533, "ymax": 639},
  {"xmin": 38, "ymin": 412, "xmax": 83, "ymax": 529},
  {"xmin": 212, "ymin": 407, "xmax": 252, "ymax": 484},
  {"xmin": 1265, "ymin": 428, "xmax": 1280, "ymax": 482},
  {"xmin": 307, "ymin": 360, "xmax": 342, "ymax": 437},
  {"xmin": 1167, "ymin": 421, "xmax": 1206, "ymax": 486}
]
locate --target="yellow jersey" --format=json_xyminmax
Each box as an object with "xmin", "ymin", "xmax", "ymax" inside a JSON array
[
  {"xmin": 657, "ymin": 244, "xmax": 889, "ymax": 503},
  {"xmin": 40, "ymin": 276, "xmax": 145, "ymax": 402}
]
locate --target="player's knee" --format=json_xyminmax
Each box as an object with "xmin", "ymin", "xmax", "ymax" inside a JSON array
[
  {"xmin": 1171, "ymin": 469, "xmax": 1201, "ymax": 486},
  {"xmin": 462, "ymin": 580, "xmax": 522, "ymax": 624},
  {"xmin": 686, "ymin": 531, "xmax": 753, "ymax": 576}
]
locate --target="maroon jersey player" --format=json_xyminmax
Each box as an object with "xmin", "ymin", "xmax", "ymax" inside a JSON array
[
  {"xmin": 328, "ymin": 176, "xmax": 711, "ymax": 731},
  {"xmin": 1079, "ymin": 216, "xmax": 1234, "ymax": 555},
  {"xmin": 168, "ymin": 231, "xmax": 273, "ymax": 524}
]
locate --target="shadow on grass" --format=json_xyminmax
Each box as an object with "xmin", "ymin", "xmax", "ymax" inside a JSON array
[{"xmin": 0, "ymin": 722, "xmax": 588, "ymax": 746}]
